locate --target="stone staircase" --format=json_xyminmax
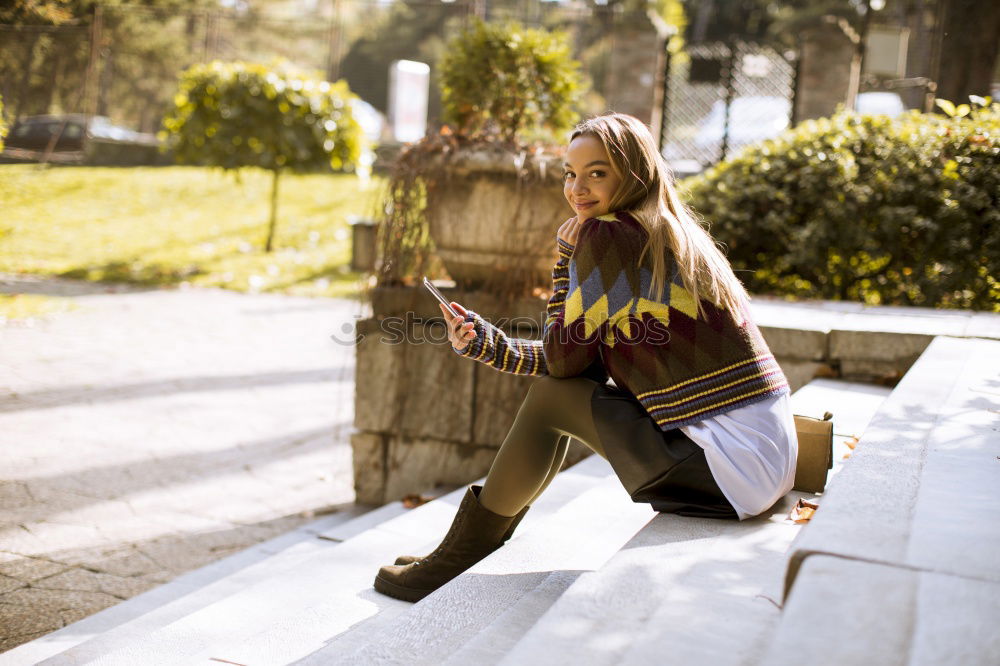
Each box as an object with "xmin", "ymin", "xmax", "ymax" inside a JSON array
[{"xmin": 4, "ymin": 335, "xmax": 997, "ymax": 665}]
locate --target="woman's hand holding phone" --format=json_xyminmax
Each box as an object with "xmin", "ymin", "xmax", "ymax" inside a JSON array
[
  {"xmin": 422, "ymin": 277, "xmax": 475, "ymax": 352},
  {"xmin": 440, "ymin": 302, "xmax": 476, "ymax": 352}
]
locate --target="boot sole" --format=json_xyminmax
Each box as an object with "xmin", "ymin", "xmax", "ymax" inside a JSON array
[{"xmin": 373, "ymin": 573, "xmax": 436, "ymax": 603}]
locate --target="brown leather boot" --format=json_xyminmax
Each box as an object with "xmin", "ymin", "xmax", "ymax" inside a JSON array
[
  {"xmin": 374, "ymin": 485, "xmax": 518, "ymax": 602},
  {"xmin": 393, "ymin": 501, "xmax": 530, "ymax": 566}
]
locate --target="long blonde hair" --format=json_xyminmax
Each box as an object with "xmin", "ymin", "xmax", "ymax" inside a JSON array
[{"xmin": 570, "ymin": 113, "xmax": 751, "ymax": 323}]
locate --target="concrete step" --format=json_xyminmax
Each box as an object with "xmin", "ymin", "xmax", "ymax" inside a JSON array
[
  {"xmin": 482, "ymin": 378, "xmax": 891, "ymax": 666},
  {"xmin": 5, "ymin": 377, "xmax": 893, "ymax": 666},
  {"xmin": 766, "ymin": 336, "xmax": 1000, "ymax": 664},
  {"xmin": 294, "ymin": 378, "xmax": 886, "ymax": 666},
  {"xmin": 495, "ymin": 492, "xmax": 811, "ymax": 666},
  {"xmin": 761, "ymin": 554, "xmax": 1000, "ymax": 666},
  {"xmin": 781, "ymin": 336, "xmax": 1000, "ymax": 597},
  {"xmin": 296, "ymin": 465, "xmax": 655, "ymax": 665},
  {"xmin": 0, "ymin": 506, "xmax": 380, "ymax": 666},
  {"xmin": 205, "ymin": 455, "xmax": 619, "ymax": 666},
  {"xmin": 30, "ymin": 455, "xmax": 611, "ymax": 665},
  {"xmin": 787, "ymin": 378, "xmax": 892, "ymax": 488}
]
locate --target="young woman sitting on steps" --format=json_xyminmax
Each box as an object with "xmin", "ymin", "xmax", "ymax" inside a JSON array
[{"xmin": 373, "ymin": 112, "xmax": 798, "ymax": 603}]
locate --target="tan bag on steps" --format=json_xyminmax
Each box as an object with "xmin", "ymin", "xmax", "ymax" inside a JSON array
[{"xmin": 792, "ymin": 411, "xmax": 834, "ymax": 493}]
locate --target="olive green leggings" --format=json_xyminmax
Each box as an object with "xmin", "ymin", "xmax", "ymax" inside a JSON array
[{"xmin": 478, "ymin": 375, "xmax": 607, "ymax": 518}]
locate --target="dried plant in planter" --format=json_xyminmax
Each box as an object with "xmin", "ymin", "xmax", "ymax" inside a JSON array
[{"xmin": 373, "ymin": 19, "xmax": 587, "ymax": 306}]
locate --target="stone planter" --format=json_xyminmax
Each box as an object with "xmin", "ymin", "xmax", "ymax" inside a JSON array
[{"xmin": 425, "ymin": 147, "xmax": 568, "ymax": 292}]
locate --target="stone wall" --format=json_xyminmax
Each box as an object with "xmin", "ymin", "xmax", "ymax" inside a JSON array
[
  {"xmin": 795, "ymin": 16, "xmax": 861, "ymax": 122},
  {"xmin": 351, "ymin": 291, "xmax": 594, "ymax": 505},
  {"xmin": 604, "ymin": 11, "xmax": 670, "ymax": 138}
]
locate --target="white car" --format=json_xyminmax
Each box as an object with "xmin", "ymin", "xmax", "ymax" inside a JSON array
[
  {"xmin": 693, "ymin": 95, "xmax": 792, "ymax": 153},
  {"xmin": 855, "ymin": 91, "xmax": 906, "ymax": 117},
  {"xmin": 349, "ymin": 98, "xmax": 385, "ymax": 144}
]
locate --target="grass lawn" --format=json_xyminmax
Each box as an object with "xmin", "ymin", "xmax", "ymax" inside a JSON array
[
  {"xmin": 0, "ymin": 164, "xmax": 385, "ymax": 318},
  {"xmin": 0, "ymin": 293, "xmax": 80, "ymax": 324}
]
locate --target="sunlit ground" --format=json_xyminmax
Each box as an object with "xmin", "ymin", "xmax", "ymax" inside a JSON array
[{"xmin": 0, "ymin": 165, "xmax": 385, "ymax": 319}]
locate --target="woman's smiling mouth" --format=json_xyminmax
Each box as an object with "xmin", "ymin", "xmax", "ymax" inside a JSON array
[{"xmin": 575, "ymin": 201, "xmax": 597, "ymax": 210}]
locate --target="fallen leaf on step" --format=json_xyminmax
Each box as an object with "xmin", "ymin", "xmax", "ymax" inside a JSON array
[
  {"xmin": 845, "ymin": 436, "xmax": 859, "ymax": 449},
  {"xmin": 401, "ymin": 493, "xmax": 434, "ymax": 509},
  {"xmin": 789, "ymin": 498, "xmax": 819, "ymax": 523},
  {"xmin": 842, "ymin": 450, "xmax": 853, "ymax": 460},
  {"xmin": 813, "ymin": 364, "xmax": 838, "ymax": 378}
]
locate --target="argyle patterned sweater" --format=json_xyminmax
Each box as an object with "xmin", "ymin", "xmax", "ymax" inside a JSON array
[{"xmin": 453, "ymin": 210, "xmax": 790, "ymax": 430}]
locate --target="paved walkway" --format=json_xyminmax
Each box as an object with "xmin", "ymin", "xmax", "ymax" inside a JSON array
[{"xmin": 0, "ymin": 274, "xmax": 369, "ymax": 653}]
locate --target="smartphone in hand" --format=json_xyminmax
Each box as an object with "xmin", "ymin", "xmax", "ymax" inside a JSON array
[{"xmin": 423, "ymin": 277, "xmax": 459, "ymax": 317}]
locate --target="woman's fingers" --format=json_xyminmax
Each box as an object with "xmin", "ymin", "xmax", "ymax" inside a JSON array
[
  {"xmin": 567, "ymin": 217, "xmax": 581, "ymax": 245},
  {"xmin": 439, "ymin": 302, "xmax": 475, "ymax": 348},
  {"xmin": 558, "ymin": 216, "xmax": 583, "ymax": 245},
  {"xmin": 557, "ymin": 218, "xmax": 572, "ymax": 244}
]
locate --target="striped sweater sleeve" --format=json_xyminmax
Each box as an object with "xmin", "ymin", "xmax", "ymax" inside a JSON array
[
  {"xmin": 450, "ymin": 238, "xmax": 577, "ymax": 375},
  {"xmin": 540, "ymin": 231, "xmax": 603, "ymax": 378}
]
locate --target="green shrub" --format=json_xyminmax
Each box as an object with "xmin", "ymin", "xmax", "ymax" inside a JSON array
[
  {"xmin": 439, "ymin": 18, "xmax": 584, "ymax": 144},
  {"xmin": 161, "ymin": 59, "xmax": 364, "ymax": 252},
  {"xmin": 681, "ymin": 100, "xmax": 1000, "ymax": 311}
]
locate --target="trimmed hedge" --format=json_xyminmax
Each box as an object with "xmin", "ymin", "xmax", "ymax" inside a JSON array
[{"xmin": 680, "ymin": 103, "xmax": 999, "ymax": 311}]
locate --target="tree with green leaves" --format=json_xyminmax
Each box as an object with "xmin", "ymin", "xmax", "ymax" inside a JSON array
[
  {"xmin": 160, "ymin": 59, "xmax": 364, "ymax": 253},
  {"xmin": 439, "ymin": 18, "xmax": 584, "ymax": 144}
]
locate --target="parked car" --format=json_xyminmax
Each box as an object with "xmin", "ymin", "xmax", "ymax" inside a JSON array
[
  {"xmin": 661, "ymin": 95, "xmax": 791, "ymax": 175},
  {"xmin": 5, "ymin": 114, "xmax": 85, "ymax": 152},
  {"xmin": 855, "ymin": 91, "xmax": 906, "ymax": 117},
  {"xmin": 351, "ymin": 98, "xmax": 385, "ymax": 145},
  {"xmin": 4, "ymin": 114, "xmax": 157, "ymax": 152},
  {"xmin": 2, "ymin": 114, "xmax": 168, "ymax": 165},
  {"xmin": 693, "ymin": 95, "xmax": 792, "ymax": 154}
]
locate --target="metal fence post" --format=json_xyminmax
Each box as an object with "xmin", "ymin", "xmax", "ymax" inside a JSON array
[
  {"xmin": 658, "ymin": 40, "xmax": 672, "ymax": 154},
  {"xmin": 719, "ymin": 42, "xmax": 737, "ymax": 163}
]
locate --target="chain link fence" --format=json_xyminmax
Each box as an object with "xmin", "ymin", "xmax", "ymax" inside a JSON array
[{"xmin": 660, "ymin": 41, "xmax": 797, "ymax": 175}]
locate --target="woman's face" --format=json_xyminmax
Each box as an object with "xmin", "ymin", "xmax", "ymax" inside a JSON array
[{"xmin": 563, "ymin": 134, "xmax": 622, "ymax": 221}]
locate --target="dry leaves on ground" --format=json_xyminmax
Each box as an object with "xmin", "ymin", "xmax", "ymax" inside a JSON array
[
  {"xmin": 843, "ymin": 434, "xmax": 860, "ymax": 459},
  {"xmin": 401, "ymin": 493, "xmax": 435, "ymax": 509},
  {"xmin": 789, "ymin": 498, "xmax": 820, "ymax": 523}
]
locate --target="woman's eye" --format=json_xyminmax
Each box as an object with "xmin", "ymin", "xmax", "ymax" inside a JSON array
[
  {"xmin": 563, "ymin": 172, "xmax": 574, "ymax": 180},
  {"xmin": 591, "ymin": 170, "xmax": 605, "ymax": 178}
]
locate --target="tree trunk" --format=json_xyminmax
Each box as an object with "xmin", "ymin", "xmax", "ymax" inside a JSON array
[
  {"xmin": 97, "ymin": 47, "xmax": 113, "ymax": 118},
  {"xmin": 49, "ymin": 40, "xmax": 66, "ymax": 113},
  {"xmin": 13, "ymin": 33, "xmax": 40, "ymax": 120},
  {"xmin": 935, "ymin": 0, "xmax": 1000, "ymax": 105},
  {"xmin": 42, "ymin": 35, "xmax": 60, "ymax": 114},
  {"xmin": 265, "ymin": 168, "xmax": 281, "ymax": 253}
]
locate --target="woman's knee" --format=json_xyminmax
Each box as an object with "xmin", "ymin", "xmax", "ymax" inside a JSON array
[
  {"xmin": 523, "ymin": 375, "xmax": 599, "ymax": 410},
  {"xmin": 517, "ymin": 376, "xmax": 608, "ymax": 460}
]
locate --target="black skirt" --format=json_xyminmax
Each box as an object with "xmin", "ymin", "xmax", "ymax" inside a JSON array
[{"xmin": 590, "ymin": 382, "xmax": 739, "ymax": 520}]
